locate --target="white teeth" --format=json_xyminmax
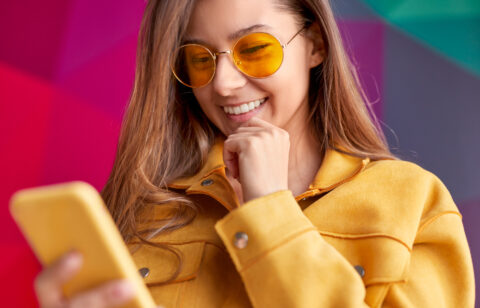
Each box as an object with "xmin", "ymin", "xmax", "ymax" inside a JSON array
[
  {"xmin": 240, "ymin": 104, "xmax": 249, "ymax": 113},
  {"xmin": 223, "ymin": 98, "xmax": 266, "ymax": 115}
]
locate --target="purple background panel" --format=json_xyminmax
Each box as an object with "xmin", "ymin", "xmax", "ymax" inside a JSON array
[
  {"xmin": 339, "ymin": 20, "xmax": 385, "ymax": 119},
  {"xmin": 383, "ymin": 25, "xmax": 480, "ymax": 203}
]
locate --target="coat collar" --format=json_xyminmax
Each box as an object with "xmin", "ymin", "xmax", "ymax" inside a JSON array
[{"xmin": 167, "ymin": 135, "xmax": 370, "ymax": 210}]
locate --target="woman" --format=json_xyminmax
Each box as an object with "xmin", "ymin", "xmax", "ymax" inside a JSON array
[{"xmin": 34, "ymin": 0, "xmax": 475, "ymax": 307}]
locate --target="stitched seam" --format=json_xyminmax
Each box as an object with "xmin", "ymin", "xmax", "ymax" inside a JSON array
[
  {"xmin": 365, "ymin": 278, "xmax": 407, "ymax": 286},
  {"xmin": 218, "ymin": 190, "xmax": 291, "ymax": 225},
  {"xmin": 203, "ymin": 165, "xmax": 226, "ymax": 178},
  {"xmin": 203, "ymin": 240, "xmax": 228, "ymax": 253},
  {"xmin": 146, "ymin": 273, "xmax": 198, "ymax": 287},
  {"xmin": 131, "ymin": 239, "xmax": 229, "ymax": 256},
  {"xmin": 312, "ymin": 157, "xmax": 370, "ymax": 191},
  {"xmin": 131, "ymin": 239, "xmax": 205, "ymax": 246},
  {"xmin": 319, "ymin": 231, "xmax": 412, "ymax": 252},
  {"xmin": 295, "ymin": 189, "xmax": 323, "ymax": 201},
  {"xmin": 238, "ymin": 226, "xmax": 318, "ymax": 273},
  {"xmin": 168, "ymin": 183, "xmax": 189, "ymax": 189},
  {"xmin": 417, "ymin": 211, "xmax": 462, "ymax": 234}
]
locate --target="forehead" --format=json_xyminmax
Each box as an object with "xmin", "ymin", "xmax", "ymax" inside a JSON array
[{"xmin": 186, "ymin": 0, "xmax": 296, "ymax": 45}]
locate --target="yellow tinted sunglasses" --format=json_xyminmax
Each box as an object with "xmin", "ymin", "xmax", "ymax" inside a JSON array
[{"xmin": 171, "ymin": 27, "xmax": 305, "ymax": 88}]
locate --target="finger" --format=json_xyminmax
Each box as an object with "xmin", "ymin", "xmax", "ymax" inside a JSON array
[
  {"xmin": 223, "ymin": 139, "xmax": 240, "ymax": 179},
  {"xmin": 234, "ymin": 126, "xmax": 265, "ymax": 134},
  {"xmin": 69, "ymin": 279, "xmax": 136, "ymax": 308},
  {"xmin": 244, "ymin": 116, "xmax": 275, "ymax": 128},
  {"xmin": 223, "ymin": 150, "xmax": 239, "ymax": 179},
  {"xmin": 225, "ymin": 131, "xmax": 260, "ymax": 141},
  {"xmin": 35, "ymin": 250, "xmax": 83, "ymax": 306}
]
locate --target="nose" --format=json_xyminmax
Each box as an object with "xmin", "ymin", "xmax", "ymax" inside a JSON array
[{"xmin": 211, "ymin": 54, "xmax": 247, "ymax": 96}]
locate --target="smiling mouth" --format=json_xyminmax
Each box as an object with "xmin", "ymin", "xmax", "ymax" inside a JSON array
[{"xmin": 222, "ymin": 97, "xmax": 267, "ymax": 115}]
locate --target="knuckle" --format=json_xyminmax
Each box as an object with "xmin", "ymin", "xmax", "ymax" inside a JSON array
[
  {"xmin": 70, "ymin": 289, "xmax": 108, "ymax": 308},
  {"xmin": 265, "ymin": 127, "xmax": 275, "ymax": 135},
  {"xmin": 34, "ymin": 271, "xmax": 52, "ymax": 294},
  {"xmin": 246, "ymin": 137, "xmax": 258, "ymax": 149},
  {"xmin": 34, "ymin": 273, "xmax": 45, "ymax": 290},
  {"xmin": 224, "ymin": 137, "xmax": 235, "ymax": 146},
  {"xmin": 70, "ymin": 296, "xmax": 97, "ymax": 308},
  {"xmin": 257, "ymin": 130, "xmax": 269, "ymax": 140}
]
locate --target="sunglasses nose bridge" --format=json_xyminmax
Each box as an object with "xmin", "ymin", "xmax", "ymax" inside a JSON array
[
  {"xmin": 215, "ymin": 50, "xmax": 232, "ymax": 56},
  {"xmin": 213, "ymin": 49, "xmax": 232, "ymax": 62},
  {"xmin": 213, "ymin": 49, "xmax": 242, "ymax": 74},
  {"xmin": 211, "ymin": 49, "xmax": 248, "ymax": 93}
]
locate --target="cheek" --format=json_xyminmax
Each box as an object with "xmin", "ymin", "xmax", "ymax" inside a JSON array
[
  {"xmin": 283, "ymin": 53, "xmax": 311, "ymax": 94},
  {"xmin": 191, "ymin": 90, "xmax": 229, "ymax": 132},
  {"xmin": 268, "ymin": 57, "xmax": 310, "ymax": 101},
  {"xmin": 192, "ymin": 90, "xmax": 212, "ymax": 114}
]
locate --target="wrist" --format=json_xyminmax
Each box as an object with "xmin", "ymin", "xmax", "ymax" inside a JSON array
[{"xmin": 243, "ymin": 185, "xmax": 289, "ymax": 204}]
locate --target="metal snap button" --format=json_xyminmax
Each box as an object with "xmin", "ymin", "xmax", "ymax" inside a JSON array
[
  {"xmin": 354, "ymin": 265, "xmax": 365, "ymax": 277},
  {"xmin": 201, "ymin": 179, "xmax": 214, "ymax": 186},
  {"xmin": 234, "ymin": 232, "xmax": 248, "ymax": 249},
  {"xmin": 139, "ymin": 267, "xmax": 150, "ymax": 278}
]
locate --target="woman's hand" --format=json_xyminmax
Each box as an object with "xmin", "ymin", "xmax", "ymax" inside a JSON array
[
  {"xmin": 34, "ymin": 251, "xmax": 164, "ymax": 308},
  {"xmin": 223, "ymin": 117, "xmax": 290, "ymax": 203}
]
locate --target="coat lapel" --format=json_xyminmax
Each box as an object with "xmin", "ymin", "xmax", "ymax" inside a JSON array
[{"xmin": 168, "ymin": 136, "xmax": 370, "ymax": 211}]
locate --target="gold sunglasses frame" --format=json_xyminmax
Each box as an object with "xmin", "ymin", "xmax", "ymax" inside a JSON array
[{"xmin": 171, "ymin": 26, "xmax": 306, "ymax": 88}]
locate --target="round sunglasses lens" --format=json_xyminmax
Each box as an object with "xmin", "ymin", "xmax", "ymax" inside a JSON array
[
  {"xmin": 233, "ymin": 32, "xmax": 283, "ymax": 78},
  {"xmin": 173, "ymin": 45, "xmax": 215, "ymax": 88}
]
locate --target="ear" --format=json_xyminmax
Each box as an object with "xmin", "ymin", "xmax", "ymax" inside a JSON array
[{"xmin": 305, "ymin": 22, "xmax": 326, "ymax": 68}]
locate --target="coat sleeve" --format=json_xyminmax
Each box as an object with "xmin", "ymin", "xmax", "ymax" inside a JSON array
[
  {"xmin": 382, "ymin": 210, "xmax": 475, "ymax": 307},
  {"xmin": 214, "ymin": 189, "xmax": 475, "ymax": 308}
]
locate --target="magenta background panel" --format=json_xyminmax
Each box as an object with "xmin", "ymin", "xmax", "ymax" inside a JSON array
[{"xmin": 0, "ymin": 1, "xmax": 143, "ymax": 304}]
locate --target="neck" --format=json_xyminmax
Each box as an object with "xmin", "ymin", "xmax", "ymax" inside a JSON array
[{"xmin": 283, "ymin": 103, "xmax": 324, "ymax": 198}]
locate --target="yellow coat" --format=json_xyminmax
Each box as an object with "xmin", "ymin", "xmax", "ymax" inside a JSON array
[{"xmin": 130, "ymin": 137, "xmax": 475, "ymax": 307}]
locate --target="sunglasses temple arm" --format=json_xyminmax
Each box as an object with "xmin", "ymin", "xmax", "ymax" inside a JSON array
[{"xmin": 284, "ymin": 26, "xmax": 307, "ymax": 48}]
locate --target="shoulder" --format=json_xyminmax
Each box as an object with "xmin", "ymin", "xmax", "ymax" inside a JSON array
[
  {"xmin": 311, "ymin": 156, "xmax": 461, "ymax": 245},
  {"xmin": 356, "ymin": 158, "xmax": 459, "ymax": 215},
  {"xmin": 363, "ymin": 158, "xmax": 448, "ymax": 191},
  {"xmin": 364, "ymin": 158, "xmax": 433, "ymax": 181}
]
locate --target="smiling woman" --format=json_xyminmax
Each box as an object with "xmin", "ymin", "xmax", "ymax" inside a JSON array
[{"xmin": 33, "ymin": 0, "xmax": 475, "ymax": 307}]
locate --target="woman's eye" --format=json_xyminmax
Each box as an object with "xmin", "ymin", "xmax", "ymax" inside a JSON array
[
  {"xmin": 188, "ymin": 53, "xmax": 213, "ymax": 70},
  {"xmin": 240, "ymin": 43, "xmax": 270, "ymax": 54},
  {"xmin": 191, "ymin": 56, "xmax": 211, "ymax": 63}
]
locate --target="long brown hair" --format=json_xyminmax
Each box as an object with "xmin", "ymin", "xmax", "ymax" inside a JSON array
[{"xmin": 101, "ymin": 0, "xmax": 397, "ymax": 284}]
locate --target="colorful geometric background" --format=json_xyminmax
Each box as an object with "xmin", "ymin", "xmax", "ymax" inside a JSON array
[{"xmin": 1, "ymin": 0, "xmax": 478, "ymax": 306}]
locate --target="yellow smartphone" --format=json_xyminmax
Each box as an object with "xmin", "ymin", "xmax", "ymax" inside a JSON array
[{"xmin": 9, "ymin": 181, "xmax": 156, "ymax": 308}]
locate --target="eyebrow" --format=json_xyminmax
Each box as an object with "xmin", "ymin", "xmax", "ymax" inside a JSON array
[{"xmin": 183, "ymin": 24, "xmax": 271, "ymax": 45}]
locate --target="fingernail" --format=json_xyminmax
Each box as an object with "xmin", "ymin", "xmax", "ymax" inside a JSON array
[
  {"xmin": 111, "ymin": 280, "xmax": 135, "ymax": 300},
  {"xmin": 65, "ymin": 251, "xmax": 82, "ymax": 267}
]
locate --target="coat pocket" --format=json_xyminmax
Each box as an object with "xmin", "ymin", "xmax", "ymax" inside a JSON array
[
  {"xmin": 131, "ymin": 241, "xmax": 206, "ymax": 286},
  {"xmin": 321, "ymin": 233, "xmax": 411, "ymax": 286}
]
